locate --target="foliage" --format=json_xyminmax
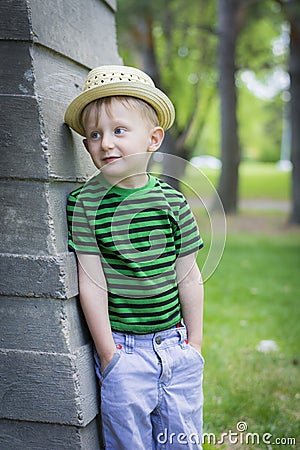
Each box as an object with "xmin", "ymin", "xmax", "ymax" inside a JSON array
[
  {"xmin": 153, "ymin": 1, "xmax": 218, "ymax": 133},
  {"xmin": 236, "ymin": 0, "xmax": 285, "ymax": 72},
  {"xmin": 116, "ymin": 0, "xmax": 289, "ymax": 162},
  {"xmin": 235, "ymin": 0, "xmax": 288, "ymax": 162}
]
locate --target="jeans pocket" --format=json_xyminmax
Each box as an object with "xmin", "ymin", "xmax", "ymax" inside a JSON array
[
  {"xmin": 101, "ymin": 351, "xmax": 122, "ymax": 380},
  {"xmin": 187, "ymin": 344, "xmax": 205, "ymax": 366}
]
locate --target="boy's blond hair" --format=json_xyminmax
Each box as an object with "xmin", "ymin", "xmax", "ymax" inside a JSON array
[{"xmin": 81, "ymin": 96, "xmax": 159, "ymax": 134}]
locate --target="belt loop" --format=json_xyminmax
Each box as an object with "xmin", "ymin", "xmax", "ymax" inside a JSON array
[
  {"xmin": 177, "ymin": 324, "xmax": 187, "ymax": 347},
  {"xmin": 125, "ymin": 334, "xmax": 134, "ymax": 353}
]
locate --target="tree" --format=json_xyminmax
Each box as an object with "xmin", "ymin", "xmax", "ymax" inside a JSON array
[
  {"xmin": 275, "ymin": 0, "xmax": 300, "ymax": 224},
  {"xmin": 216, "ymin": 0, "xmax": 284, "ymax": 213},
  {"xmin": 289, "ymin": 2, "xmax": 300, "ymax": 224},
  {"xmin": 217, "ymin": 0, "xmax": 243, "ymax": 213}
]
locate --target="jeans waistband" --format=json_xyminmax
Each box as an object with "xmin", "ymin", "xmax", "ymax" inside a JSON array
[{"xmin": 112, "ymin": 324, "xmax": 187, "ymax": 352}]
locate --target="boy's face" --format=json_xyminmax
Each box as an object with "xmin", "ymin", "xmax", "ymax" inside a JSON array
[{"xmin": 82, "ymin": 99, "xmax": 164, "ymax": 188}]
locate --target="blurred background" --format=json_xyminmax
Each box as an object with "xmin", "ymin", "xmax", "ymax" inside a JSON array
[{"xmin": 116, "ymin": 1, "xmax": 300, "ymax": 447}]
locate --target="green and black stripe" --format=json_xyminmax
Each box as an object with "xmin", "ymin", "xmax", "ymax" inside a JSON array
[{"xmin": 67, "ymin": 173, "xmax": 203, "ymax": 334}]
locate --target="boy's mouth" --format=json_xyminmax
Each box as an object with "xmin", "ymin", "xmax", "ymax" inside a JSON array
[{"xmin": 102, "ymin": 156, "xmax": 121, "ymax": 164}]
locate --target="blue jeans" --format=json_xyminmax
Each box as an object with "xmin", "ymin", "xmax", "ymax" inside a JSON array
[{"xmin": 94, "ymin": 324, "xmax": 204, "ymax": 449}]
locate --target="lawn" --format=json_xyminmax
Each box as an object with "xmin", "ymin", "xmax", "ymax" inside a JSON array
[
  {"xmin": 182, "ymin": 163, "xmax": 299, "ymax": 448},
  {"xmin": 201, "ymin": 230, "xmax": 300, "ymax": 449},
  {"xmin": 238, "ymin": 163, "xmax": 290, "ymax": 200},
  {"xmin": 182, "ymin": 161, "xmax": 291, "ymax": 201}
]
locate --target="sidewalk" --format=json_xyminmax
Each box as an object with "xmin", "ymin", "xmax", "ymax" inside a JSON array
[
  {"xmin": 188, "ymin": 197, "xmax": 291, "ymax": 213},
  {"xmin": 239, "ymin": 199, "xmax": 290, "ymax": 212}
]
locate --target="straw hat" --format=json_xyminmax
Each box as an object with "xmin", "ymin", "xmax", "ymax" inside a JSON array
[{"xmin": 64, "ymin": 65, "xmax": 175, "ymax": 136}]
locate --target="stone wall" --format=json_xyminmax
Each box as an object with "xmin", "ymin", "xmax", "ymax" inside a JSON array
[{"xmin": 0, "ymin": 1, "xmax": 121, "ymax": 448}]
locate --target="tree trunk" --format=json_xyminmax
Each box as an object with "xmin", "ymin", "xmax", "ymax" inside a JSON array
[
  {"xmin": 140, "ymin": 15, "xmax": 161, "ymax": 87},
  {"xmin": 217, "ymin": 0, "xmax": 241, "ymax": 214},
  {"xmin": 289, "ymin": 4, "xmax": 300, "ymax": 224}
]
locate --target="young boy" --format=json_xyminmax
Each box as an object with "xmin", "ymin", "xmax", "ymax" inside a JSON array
[{"xmin": 65, "ymin": 65, "xmax": 204, "ymax": 449}]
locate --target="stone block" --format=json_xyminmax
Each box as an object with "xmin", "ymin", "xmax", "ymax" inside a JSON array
[
  {"xmin": 0, "ymin": 0, "xmax": 31, "ymax": 40},
  {"xmin": 29, "ymin": 0, "xmax": 121, "ymax": 68},
  {"xmin": 0, "ymin": 180, "xmax": 50, "ymax": 254},
  {"xmin": 0, "ymin": 417, "xmax": 104, "ymax": 450},
  {"xmin": 0, "ymin": 344, "xmax": 99, "ymax": 426},
  {"xmin": 0, "ymin": 180, "xmax": 49, "ymax": 254},
  {"xmin": 0, "ymin": 96, "xmax": 49, "ymax": 180},
  {"xmin": 0, "ymin": 252, "xmax": 78, "ymax": 299},
  {"xmin": 0, "ymin": 296, "xmax": 90, "ymax": 353},
  {"xmin": 0, "ymin": 41, "xmax": 34, "ymax": 95}
]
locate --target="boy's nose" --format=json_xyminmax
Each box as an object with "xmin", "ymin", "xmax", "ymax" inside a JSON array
[{"xmin": 101, "ymin": 133, "xmax": 115, "ymax": 151}]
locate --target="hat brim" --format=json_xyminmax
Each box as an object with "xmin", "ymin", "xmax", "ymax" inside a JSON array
[{"xmin": 64, "ymin": 82, "xmax": 175, "ymax": 136}]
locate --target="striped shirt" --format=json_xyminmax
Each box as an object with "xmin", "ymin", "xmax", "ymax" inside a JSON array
[{"xmin": 67, "ymin": 173, "xmax": 203, "ymax": 334}]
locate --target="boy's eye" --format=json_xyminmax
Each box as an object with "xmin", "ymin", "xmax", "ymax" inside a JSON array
[
  {"xmin": 91, "ymin": 131, "xmax": 101, "ymax": 139},
  {"xmin": 114, "ymin": 128, "xmax": 125, "ymax": 135}
]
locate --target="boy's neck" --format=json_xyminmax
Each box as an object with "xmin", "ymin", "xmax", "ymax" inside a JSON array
[{"xmin": 102, "ymin": 172, "xmax": 149, "ymax": 190}]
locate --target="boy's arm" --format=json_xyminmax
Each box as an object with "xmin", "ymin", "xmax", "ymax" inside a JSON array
[
  {"xmin": 77, "ymin": 253, "xmax": 116, "ymax": 370},
  {"xmin": 176, "ymin": 253, "xmax": 204, "ymax": 353}
]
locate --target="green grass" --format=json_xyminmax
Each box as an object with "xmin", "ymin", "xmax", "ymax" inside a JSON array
[
  {"xmin": 239, "ymin": 163, "xmax": 291, "ymax": 200},
  {"xmin": 181, "ymin": 162, "xmax": 291, "ymax": 201},
  {"xmin": 198, "ymin": 231, "xmax": 300, "ymax": 449}
]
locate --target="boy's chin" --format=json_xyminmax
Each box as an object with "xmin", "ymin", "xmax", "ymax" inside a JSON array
[{"xmin": 100, "ymin": 162, "xmax": 122, "ymax": 175}]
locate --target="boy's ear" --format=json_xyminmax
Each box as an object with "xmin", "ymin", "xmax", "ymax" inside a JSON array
[
  {"xmin": 83, "ymin": 139, "xmax": 90, "ymax": 153},
  {"xmin": 148, "ymin": 127, "xmax": 164, "ymax": 153}
]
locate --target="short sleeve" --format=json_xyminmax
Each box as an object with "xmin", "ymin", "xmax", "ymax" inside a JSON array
[
  {"xmin": 173, "ymin": 197, "xmax": 203, "ymax": 258},
  {"xmin": 66, "ymin": 191, "xmax": 100, "ymax": 255}
]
